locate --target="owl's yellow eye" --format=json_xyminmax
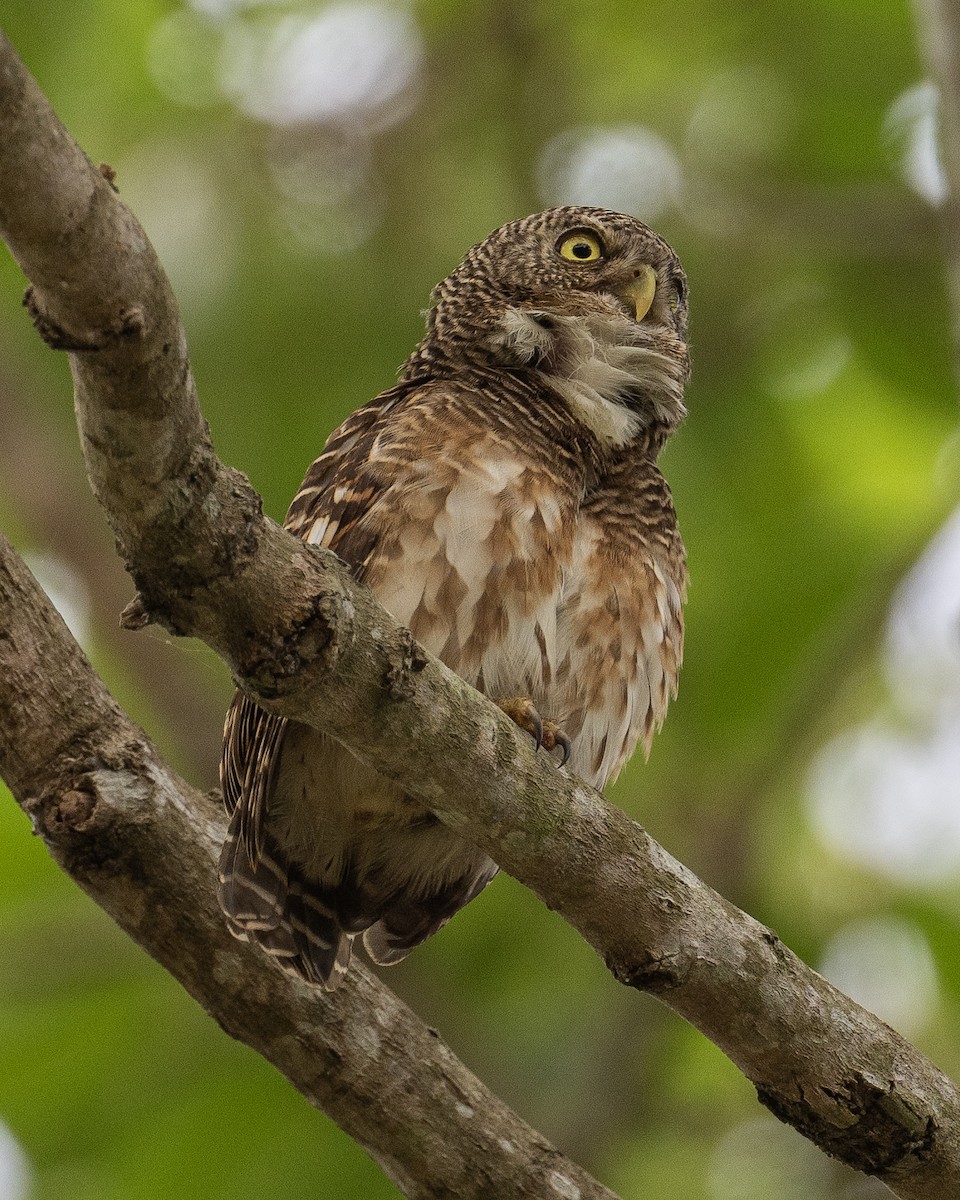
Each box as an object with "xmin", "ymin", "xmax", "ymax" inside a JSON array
[{"xmin": 558, "ymin": 231, "xmax": 604, "ymax": 263}]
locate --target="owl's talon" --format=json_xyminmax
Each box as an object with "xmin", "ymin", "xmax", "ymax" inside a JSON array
[
  {"xmin": 531, "ymin": 709, "xmax": 544, "ymax": 751},
  {"xmin": 496, "ymin": 698, "xmax": 570, "ymax": 764},
  {"xmin": 542, "ymin": 723, "xmax": 572, "ymax": 767},
  {"xmin": 496, "ymin": 696, "xmax": 543, "ymax": 750}
]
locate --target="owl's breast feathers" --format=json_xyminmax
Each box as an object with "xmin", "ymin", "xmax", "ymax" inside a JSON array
[{"xmin": 289, "ymin": 377, "xmax": 684, "ymax": 778}]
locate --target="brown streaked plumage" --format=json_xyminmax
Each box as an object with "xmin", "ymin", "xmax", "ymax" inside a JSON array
[{"xmin": 219, "ymin": 207, "xmax": 690, "ymax": 988}]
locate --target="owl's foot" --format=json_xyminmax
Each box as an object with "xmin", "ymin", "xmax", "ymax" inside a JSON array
[
  {"xmin": 542, "ymin": 719, "xmax": 572, "ymax": 765},
  {"xmin": 496, "ymin": 697, "xmax": 571, "ymax": 766}
]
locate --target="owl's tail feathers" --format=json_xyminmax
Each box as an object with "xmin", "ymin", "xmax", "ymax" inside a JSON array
[
  {"xmin": 217, "ymin": 809, "xmax": 351, "ymax": 991},
  {"xmin": 362, "ymin": 864, "xmax": 497, "ymax": 967}
]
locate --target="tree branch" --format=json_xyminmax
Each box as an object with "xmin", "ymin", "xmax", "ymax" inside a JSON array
[
  {"xmin": 0, "ymin": 531, "xmax": 615, "ymax": 1200},
  {"xmin": 2, "ymin": 28, "xmax": 960, "ymax": 1199},
  {"xmin": 0, "ymin": 361, "xmax": 227, "ymax": 781}
]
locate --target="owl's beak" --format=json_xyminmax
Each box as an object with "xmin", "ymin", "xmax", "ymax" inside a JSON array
[{"xmin": 616, "ymin": 265, "xmax": 657, "ymax": 322}]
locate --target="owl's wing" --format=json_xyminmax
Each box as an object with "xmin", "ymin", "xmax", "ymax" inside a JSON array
[
  {"xmin": 282, "ymin": 380, "xmax": 415, "ymax": 565},
  {"xmin": 219, "ymin": 381, "xmax": 438, "ymax": 985},
  {"xmin": 219, "ymin": 379, "xmax": 417, "ymax": 848}
]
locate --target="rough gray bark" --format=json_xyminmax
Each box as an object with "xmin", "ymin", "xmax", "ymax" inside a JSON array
[{"xmin": 2, "ymin": 27, "xmax": 960, "ymax": 1200}]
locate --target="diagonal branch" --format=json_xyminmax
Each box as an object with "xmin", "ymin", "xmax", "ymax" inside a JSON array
[
  {"xmin": 2, "ymin": 28, "xmax": 960, "ymax": 1199},
  {"xmin": 0, "ymin": 530, "xmax": 616, "ymax": 1200}
]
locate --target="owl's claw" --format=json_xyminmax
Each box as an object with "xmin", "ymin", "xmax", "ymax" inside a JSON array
[
  {"xmin": 542, "ymin": 722, "xmax": 572, "ymax": 767},
  {"xmin": 529, "ymin": 709, "xmax": 545, "ymax": 750},
  {"xmin": 496, "ymin": 696, "xmax": 542, "ymax": 748},
  {"xmin": 496, "ymin": 698, "xmax": 570, "ymax": 766}
]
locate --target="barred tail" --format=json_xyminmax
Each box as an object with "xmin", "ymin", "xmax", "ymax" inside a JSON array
[
  {"xmin": 217, "ymin": 806, "xmax": 352, "ymax": 991},
  {"xmin": 362, "ymin": 864, "xmax": 497, "ymax": 967}
]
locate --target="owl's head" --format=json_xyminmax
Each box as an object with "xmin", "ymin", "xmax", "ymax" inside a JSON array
[
  {"xmin": 416, "ymin": 207, "xmax": 690, "ymax": 439},
  {"xmin": 443, "ymin": 207, "xmax": 687, "ymax": 331}
]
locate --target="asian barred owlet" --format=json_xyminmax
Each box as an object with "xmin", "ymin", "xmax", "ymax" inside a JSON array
[{"xmin": 219, "ymin": 206, "xmax": 689, "ymax": 989}]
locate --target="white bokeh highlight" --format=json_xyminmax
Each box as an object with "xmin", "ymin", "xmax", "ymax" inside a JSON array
[
  {"xmin": 810, "ymin": 719, "xmax": 960, "ymax": 882},
  {"xmin": 886, "ymin": 505, "xmax": 960, "ymax": 719},
  {"xmin": 767, "ymin": 329, "xmax": 852, "ymax": 402},
  {"xmin": 685, "ymin": 66, "xmax": 790, "ymax": 170},
  {"xmin": 537, "ymin": 125, "xmax": 683, "ymax": 221},
  {"xmin": 268, "ymin": 124, "xmax": 372, "ymax": 207},
  {"xmin": 884, "ymin": 81, "xmax": 948, "ymax": 207},
  {"xmin": 22, "ymin": 552, "xmax": 92, "ymax": 649},
  {"xmin": 809, "ymin": 504, "xmax": 960, "ymax": 883},
  {"xmin": 222, "ymin": 3, "xmax": 423, "ymax": 129},
  {"xmin": 276, "ymin": 191, "xmax": 382, "ymax": 256},
  {"xmin": 0, "ymin": 1121, "xmax": 30, "ymax": 1200},
  {"xmin": 266, "ymin": 123, "xmax": 382, "ymax": 255},
  {"xmin": 750, "ymin": 276, "xmax": 852, "ymax": 403},
  {"xmin": 189, "ymin": 0, "xmax": 286, "ymax": 15},
  {"xmin": 818, "ymin": 916, "xmax": 938, "ymax": 1038}
]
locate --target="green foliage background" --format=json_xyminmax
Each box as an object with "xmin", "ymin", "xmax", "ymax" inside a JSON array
[{"xmin": 1, "ymin": 2, "xmax": 959, "ymax": 1197}]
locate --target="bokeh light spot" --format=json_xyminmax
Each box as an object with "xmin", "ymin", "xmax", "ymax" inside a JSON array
[
  {"xmin": 809, "ymin": 504, "xmax": 960, "ymax": 884},
  {"xmin": 222, "ymin": 3, "xmax": 423, "ymax": 129},
  {"xmin": 21, "ymin": 553, "xmax": 91, "ymax": 649},
  {"xmin": 0, "ymin": 1120, "xmax": 31, "ymax": 1200},
  {"xmin": 884, "ymin": 81, "xmax": 948, "ymax": 207},
  {"xmin": 818, "ymin": 916, "xmax": 938, "ymax": 1038},
  {"xmin": 537, "ymin": 125, "xmax": 683, "ymax": 221}
]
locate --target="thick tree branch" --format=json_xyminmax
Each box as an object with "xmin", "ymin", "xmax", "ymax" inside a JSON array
[
  {"xmin": 0, "ymin": 532, "xmax": 615, "ymax": 1200},
  {"xmin": 0, "ymin": 362, "xmax": 227, "ymax": 780},
  {"xmin": 2, "ymin": 29, "xmax": 960, "ymax": 1199}
]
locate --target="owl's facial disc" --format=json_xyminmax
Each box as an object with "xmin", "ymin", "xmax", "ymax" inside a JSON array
[{"xmin": 613, "ymin": 265, "xmax": 657, "ymax": 323}]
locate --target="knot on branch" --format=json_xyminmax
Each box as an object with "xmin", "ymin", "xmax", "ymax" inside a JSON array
[
  {"xmin": 123, "ymin": 466, "xmax": 265, "ymax": 636},
  {"xmin": 98, "ymin": 161, "xmax": 119, "ymax": 191},
  {"xmin": 23, "ymin": 285, "xmax": 144, "ymax": 351},
  {"xmin": 241, "ymin": 591, "xmax": 352, "ymax": 701},
  {"xmin": 756, "ymin": 1074, "xmax": 935, "ymax": 1175},
  {"xmin": 119, "ymin": 594, "xmax": 152, "ymax": 631},
  {"xmin": 610, "ymin": 948, "xmax": 687, "ymax": 993},
  {"xmin": 37, "ymin": 785, "xmax": 98, "ymax": 836},
  {"xmin": 384, "ymin": 628, "xmax": 429, "ymax": 700}
]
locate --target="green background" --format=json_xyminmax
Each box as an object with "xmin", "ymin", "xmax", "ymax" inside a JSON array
[{"xmin": 1, "ymin": 2, "xmax": 959, "ymax": 1197}]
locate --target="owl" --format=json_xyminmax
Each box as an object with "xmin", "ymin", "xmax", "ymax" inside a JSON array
[{"xmin": 219, "ymin": 206, "xmax": 689, "ymax": 989}]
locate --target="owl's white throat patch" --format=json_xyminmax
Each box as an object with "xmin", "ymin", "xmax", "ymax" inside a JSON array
[{"xmin": 493, "ymin": 305, "xmax": 686, "ymax": 447}]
